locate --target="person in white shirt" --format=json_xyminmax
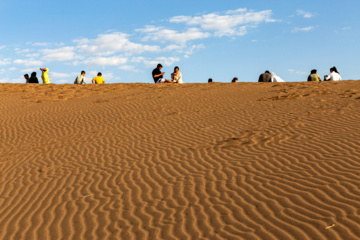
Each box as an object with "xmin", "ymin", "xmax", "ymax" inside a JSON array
[
  {"xmin": 74, "ymin": 71, "xmax": 86, "ymax": 84},
  {"xmin": 171, "ymin": 66, "xmax": 183, "ymax": 84},
  {"xmin": 324, "ymin": 67, "xmax": 342, "ymax": 81},
  {"xmin": 270, "ymin": 72, "xmax": 285, "ymax": 82}
]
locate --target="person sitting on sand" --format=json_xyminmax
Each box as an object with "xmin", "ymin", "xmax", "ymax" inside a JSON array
[
  {"xmin": 171, "ymin": 66, "xmax": 183, "ymax": 84},
  {"xmin": 74, "ymin": 71, "xmax": 86, "ymax": 84},
  {"xmin": 29, "ymin": 72, "xmax": 39, "ymax": 84},
  {"xmin": 208, "ymin": 78, "xmax": 213, "ymax": 83},
  {"xmin": 24, "ymin": 74, "xmax": 29, "ymax": 83},
  {"xmin": 258, "ymin": 70, "xmax": 271, "ymax": 82},
  {"xmin": 270, "ymin": 72, "xmax": 285, "ymax": 82},
  {"xmin": 40, "ymin": 68, "xmax": 51, "ymax": 84},
  {"xmin": 232, "ymin": 77, "xmax": 238, "ymax": 83},
  {"xmin": 152, "ymin": 64, "xmax": 173, "ymax": 84},
  {"xmin": 324, "ymin": 67, "xmax": 342, "ymax": 81},
  {"xmin": 307, "ymin": 69, "xmax": 321, "ymax": 82},
  {"xmin": 92, "ymin": 72, "xmax": 105, "ymax": 84}
]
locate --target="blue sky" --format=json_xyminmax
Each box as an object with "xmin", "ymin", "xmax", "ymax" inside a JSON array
[{"xmin": 0, "ymin": 0, "xmax": 359, "ymax": 83}]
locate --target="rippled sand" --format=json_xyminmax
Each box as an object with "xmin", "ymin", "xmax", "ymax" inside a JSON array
[{"xmin": 0, "ymin": 81, "xmax": 359, "ymax": 239}]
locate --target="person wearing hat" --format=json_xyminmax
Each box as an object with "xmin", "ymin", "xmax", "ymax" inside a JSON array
[
  {"xmin": 307, "ymin": 69, "xmax": 321, "ymax": 82},
  {"xmin": 152, "ymin": 64, "xmax": 173, "ymax": 83}
]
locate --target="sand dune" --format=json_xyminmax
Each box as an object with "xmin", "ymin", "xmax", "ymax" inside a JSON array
[{"xmin": 0, "ymin": 81, "xmax": 359, "ymax": 239}]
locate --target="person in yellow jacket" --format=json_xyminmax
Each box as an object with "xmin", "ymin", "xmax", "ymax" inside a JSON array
[
  {"xmin": 40, "ymin": 68, "xmax": 51, "ymax": 84},
  {"xmin": 92, "ymin": 72, "xmax": 105, "ymax": 84}
]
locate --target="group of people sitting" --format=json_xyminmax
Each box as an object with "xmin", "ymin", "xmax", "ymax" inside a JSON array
[
  {"xmin": 24, "ymin": 68, "xmax": 106, "ymax": 84},
  {"xmin": 73, "ymin": 71, "xmax": 105, "ymax": 84},
  {"xmin": 257, "ymin": 66, "xmax": 342, "ymax": 83},
  {"xmin": 307, "ymin": 67, "xmax": 342, "ymax": 82},
  {"xmin": 152, "ymin": 64, "xmax": 183, "ymax": 84},
  {"xmin": 24, "ymin": 65, "xmax": 342, "ymax": 85},
  {"xmin": 24, "ymin": 68, "xmax": 51, "ymax": 84},
  {"xmin": 258, "ymin": 71, "xmax": 285, "ymax": 83}
]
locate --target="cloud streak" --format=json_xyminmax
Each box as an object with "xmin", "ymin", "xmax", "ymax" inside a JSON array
[
  {"xmin": 296, "ymin": 10, "xmax": 313, "ymax": 18},
  {"xmin": 170, "ymin": 8, "xmax": 275, "ymax": 37},
  {"xmin": 292, "ymin": 26, "xmax": 315, "ymax": 32}
]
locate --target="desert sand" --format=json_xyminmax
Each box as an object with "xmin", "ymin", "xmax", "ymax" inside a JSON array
[{"xmin": 0, "ymin": 81, "xmax": 359, "ymax": 240}]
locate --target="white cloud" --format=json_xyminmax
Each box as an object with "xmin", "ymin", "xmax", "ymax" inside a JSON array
[
  {"xmin": 41, "ymin": 47, "xmax": 77, "ymax": 61},
  {"xmin": 130, "ymin": 57, "xmax": 146, "ymax": 63},
  {"xmin": 83, "ymin": 56, "xmax": 128, "ymax": 66},
  {"xmin": 53, "ymin": 79, "xmax": 69, "ymax": 84},
  {"xmin": 11, "ymin": 78, "xmax": 25, "ymax": 83},
  {"xmin": 0, "ymin": 45, "xmax": 6, "ymax": 50},
  {"xmin": 14, "ymin": 59, "xmax": 43, "ymax": 67},
  {"xmin": 0, "ymin": 59, "xmax": 11, "ymax": 66},
  {"xmin": 288, "ymin": 69, "xmax": 307, "ymax": 75},
  {"xmin": 170, "ymin": 9, "xmax": 275, "ymax": 37},
  {"xmin": 183, "ymin": 44, "xmax": 205, "ymax": 58},
  {"xmin": 1, "ymin": 77, "xmax": 27, "ymax": 83},
  {"xmin": 30, "ymin": 42, "xmax": 50, "ymax": 47},
  {"xmin": 50, "ymin": 72, "xmax": 71, "ymax": 78},
  {"xmin": 21, "ymin": 68, "xmax": 38, "ymax": 73},
  {"xmin": 137, "ymin": 26, "xmax": 210, "ymax": 43},
  {"xmin": 162, "ymin": 45, "xmax": 182, "ymax": 52},
  {"xmin": 9, "ymin": 67, "xmax": 16, "ymax": 71},
  {"xmin": 119, "ymin": 65, "xmax": 138, "ymax": 72},
  {"xmin": 16, "ymin": 49, "xmax": 30, "ymax": 54},
  {"xmin": 296, "ymin": 10, "xmax": 313, "ymax": 18},
  {"xmin": 143, "ymin": 57, "xmax": 180, "ymax": 68},
  {"xmin": 25, "ymin": 53, "xmax": 40, "ymax": 58},
  {"xmin": 87, "ymin": 71, "xmax": 119, "ymax": 81},
  {"xmin": 292, "ymin": 26, "xmax": 315, "ymax": 32},
  {"xmin": 76, "ymin": 32, "xmax": 161, "ymax": 56}
]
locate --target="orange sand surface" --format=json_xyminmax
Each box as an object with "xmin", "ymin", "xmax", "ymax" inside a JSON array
[{"xmin": 0, "ymin": 81, "xmax": 360, "ymax": 239}]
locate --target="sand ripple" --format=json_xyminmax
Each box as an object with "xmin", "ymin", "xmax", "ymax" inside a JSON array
[{"xmin": 0, "ymin": 82, "xmax": 360, "ymax": 239}]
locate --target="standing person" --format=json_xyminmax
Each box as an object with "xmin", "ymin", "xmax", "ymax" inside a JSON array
[
  {"xmin": 270, "ymin": 72, "xmax": 285, "ymax": 82},
  {"xmin": 92, "ymin": 72, "xmax": 105, "ymax": 84},
  {"xmin": 74, "ymin": 71, "xmax": 86, "ymax": 84},
  {"xmin": 324, "ymin": 67, "xmax": 342, "ymax": 81},
  {"xmin": 152, "ymin": 64, "xmax": 172, "ymax": 83},
  {"xmin": 171, "ymin": 66, "xmax": 183, "ymax": 84},
  {"xmin": 29, "ymin": 72, "xmax": 39, "ymax": 83},
  {"xmin": 40, "ymin": 68, "xmax": 51, "ymax": 84},
  {"xmin": 258, "ymin": 70, "xmax": 272, "ymax": 82},
  {"xmin": 232, "ymin": 77, "xmax": 238, "ymax": 83},
  {"xmin": 24, "ymin": 74, "xmax": 29, "ymax": 83},
  {"xmin": 307, "ymin": 69, "xmax": 321, "ymax": 82}
]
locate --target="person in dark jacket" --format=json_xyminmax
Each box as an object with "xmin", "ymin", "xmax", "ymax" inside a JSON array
[
  {"xmin": 28, "ymin": 72, "xmax": 39, "ymax": 83},
  {"xmin": 258, "ymin": 70, "xmax": 272, "ymax": 82}
]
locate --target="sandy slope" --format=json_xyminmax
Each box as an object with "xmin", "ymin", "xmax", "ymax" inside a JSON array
[{"xmin": 0, "ymin": 81, "xmax": 359, "ymax": 240}]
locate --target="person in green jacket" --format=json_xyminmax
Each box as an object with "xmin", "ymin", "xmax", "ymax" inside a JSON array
[
  {"xmin": 307, "ymin": 69, "xmax": 321, "ymax": 82},
  {"xmin": 29, "ymin": 72, "xmax": 39, "ymax": 83}
]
